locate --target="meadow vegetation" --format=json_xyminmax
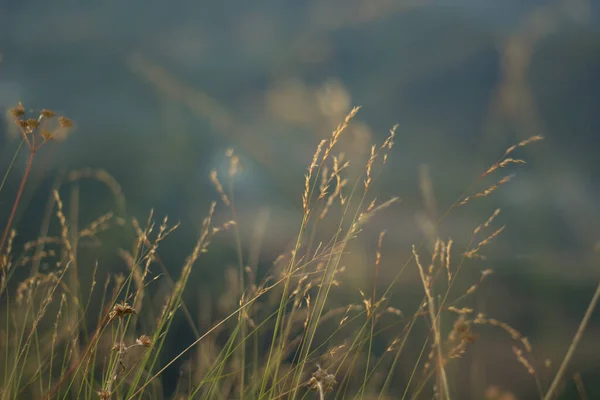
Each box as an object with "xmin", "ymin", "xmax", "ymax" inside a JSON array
[{"xmin": 0, "ymin": 102, "xmax": 598, "ymax": 400}]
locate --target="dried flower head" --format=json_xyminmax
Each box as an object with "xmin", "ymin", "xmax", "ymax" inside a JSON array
[
  {"xmin": 59, "ymin": 116, "xmax": 73, "ymax": 128},
  {"xmin": 111, "ymin": 342, "xmax": 125, "ymax": 352},
  {"xmin": 9, "ymin": 102, "xmax": 25, "ymax": 118},
  {"xmin": 136, "ymin": 334, "xmax": 152, "ymax": 347},
  {"xmin": 109, "ymin": 302, "xmax": 136, "ymax": 321},
  {"xmin": 7, "ymin": 102, "xmax": 74, "ymax": 149},
  {"xmin": 25, "ymin": 118, "xmax": 39, "ymax": 130},
  {"xmin": 41, "ymin": 128, "xmax": 54, "ymax": 141},
  {"xmin": 307, "ymin": 365, "xmax": 337, "ymax": 393},
  {"xmin": 40, "ymin": 109, "xmax": 57, "ymax": 118},
  {"xmin": 97, "ymin": 389, "xmax": 111, "ymax": 399}
]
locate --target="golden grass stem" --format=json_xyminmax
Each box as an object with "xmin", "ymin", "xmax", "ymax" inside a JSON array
[
  {"xmin": 413, "ymin": 246, "xmax": 451, "ymax": 400},
  {"xmin": 543, "ymin": 280, "xmax": 600, "ymax": 400}
]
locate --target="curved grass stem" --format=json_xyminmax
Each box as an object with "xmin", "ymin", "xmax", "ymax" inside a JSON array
[{"xmin": 0, "ymin": 150, "xmax": 35, "ymax": 259}]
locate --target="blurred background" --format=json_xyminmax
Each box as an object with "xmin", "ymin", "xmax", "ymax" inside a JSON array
[{"xmin": 1, "ymin": 0, "xmax": 599, "ymax": 398}]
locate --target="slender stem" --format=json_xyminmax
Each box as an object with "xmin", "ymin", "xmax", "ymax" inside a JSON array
[
  {"xmin": 317, "ymin": 383, "xmax": 325, "ymax": 400},
  {"xmin": 544, "ymin": 280, "xmax": 600, "ymax": 400},
  {"xmin": 105, "ymin": 320, "xmax": 127, "ymax": 395},
  {"xmin": 0, "ymin": 139, "xmax": 25, "ymax": 196},
  {"xmin": 0, "ymin": 150, "xmax": 35, "ymax": 258}
]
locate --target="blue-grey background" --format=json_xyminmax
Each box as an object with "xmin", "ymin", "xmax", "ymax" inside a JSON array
[{"xmin": 1, "ymin": 0, "xmax": 600, "ymax": 398}]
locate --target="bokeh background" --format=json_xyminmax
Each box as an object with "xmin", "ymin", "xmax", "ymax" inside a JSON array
[{"xmin": 1, "ymin": 0, "xmax": 600, "ymax": 398}]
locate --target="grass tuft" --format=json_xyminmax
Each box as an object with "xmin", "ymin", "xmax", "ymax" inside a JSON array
[{"xmin": 0, "ymin": 102, "xmax": 594, "ymax": 400}]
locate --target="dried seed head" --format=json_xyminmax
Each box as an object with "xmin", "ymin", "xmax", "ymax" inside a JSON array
[
  {"xmin": 10, "ymin": 102, "xmax": 25, "ymax": 118},
  {"xmin": 109, "ymin": 302, "xmax": 136, "ymax": 321},
  {"xmin": 59, "ymin": 116, "xmax": 73, "ymax": 128},
  {"xmin": 40, "ymin": 109, "xmax": 57, "ymax": 118},
  {"xmin": 25, "ymin": 118, "xmax": 39, "ymax": 129},
  {"xmin": 307, "ymin": 365, "xmax": 337, "ymax": 393},
  {"xmin": 111, "ymin": 343, "xmax": 124, "ymax": 352},
  {"xmin": 97, "ymin": 389, "xmax": 111, "ymax": 399},
  {"xmin": 136, "ymin": 334, "xmax": 152, "ymax": 347},
  {"xmin": 41, "ymin": 129, "xmax": 54, "ymax": 141}
]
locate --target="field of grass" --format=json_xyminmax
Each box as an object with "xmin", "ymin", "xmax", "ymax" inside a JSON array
[{"xmin": 0, "ymin": 102, "xmax": 598, "ymax": 400}]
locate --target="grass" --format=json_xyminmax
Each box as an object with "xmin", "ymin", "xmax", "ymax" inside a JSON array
[{"xmin": 0, "ymin": 102, "xmax": 597, "ymax": 400}]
